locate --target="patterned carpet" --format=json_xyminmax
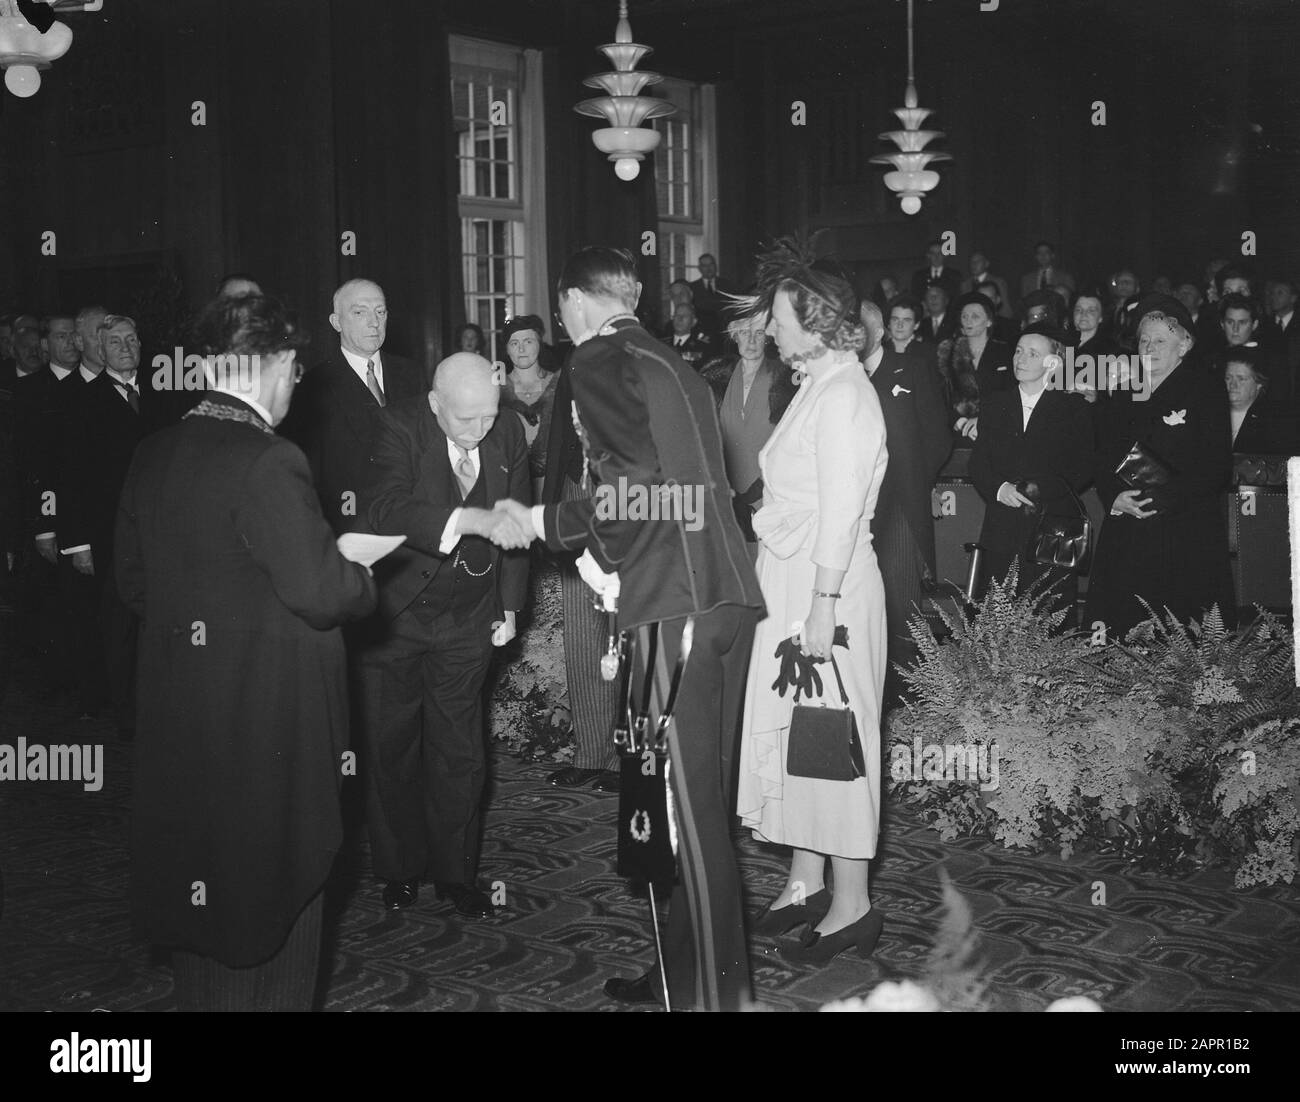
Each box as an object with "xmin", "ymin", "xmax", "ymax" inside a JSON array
[{"xmin": 2, "ymin": 614, "xmax": 1298, "ymax": 1013}]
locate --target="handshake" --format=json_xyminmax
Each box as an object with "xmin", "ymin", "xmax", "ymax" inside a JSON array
[{"xmin": 481, "ymin": 499, "xmax": 537, "ymax": 550}]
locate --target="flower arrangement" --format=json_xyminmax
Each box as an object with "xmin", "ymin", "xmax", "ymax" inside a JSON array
[
  {"xmin": 888, "ymin": 562, "xmax": 1300, "ymax": 887},
  {"xmin": 489, "ymin": 556, "xmax": 575, "ymax": 762}
]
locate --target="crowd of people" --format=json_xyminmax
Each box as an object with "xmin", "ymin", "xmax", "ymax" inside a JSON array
[{"xmin": 0, "ymin": 234, "xmax": 1295, "ymax": 1012}]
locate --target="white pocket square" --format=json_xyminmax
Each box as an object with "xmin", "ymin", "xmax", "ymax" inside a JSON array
[
  {"xmin": 891, "ymin": 384, "xmax": 911, "ymax": 397},
  {"xmin": 1163, "ymin": 409, "xmax": 1187, "ymax": 426}
]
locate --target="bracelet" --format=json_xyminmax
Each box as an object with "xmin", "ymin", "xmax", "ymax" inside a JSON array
[{"xmin": 812, "ymin": 590, "xmax": 841, "ymax": 599}]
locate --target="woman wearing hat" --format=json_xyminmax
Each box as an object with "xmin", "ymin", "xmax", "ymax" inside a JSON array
[
  {"xmin": 1086, "ymin": 294, "xmax": 1236, "ymax": 640},
  {"xmin": 736, "ymin": 239, "xmax": 889, "ymax": 965},
  {"xmin": 938, "ymin": 290, "xmax": 1012, "ymax": 442}
]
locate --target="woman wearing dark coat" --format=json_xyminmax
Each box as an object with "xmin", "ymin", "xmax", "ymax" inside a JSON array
[
  {"xmin": 115, "ymin": 295, "xmax": 377, "ymax": 1010},
  {"xmin": 969, "ymin": 325, "xmax": 1094, "ymax": 624},
  {"xmin": 938, "ymin": 291, "xmax": 1012, "ymax": 444},
  {"xmin": 1226, "ymin": 349, "xmax": 1299, "ymax": 455},
  {"xmin": 1085, "ymin": 295, "xmax": 1236, "ymax": 640}
]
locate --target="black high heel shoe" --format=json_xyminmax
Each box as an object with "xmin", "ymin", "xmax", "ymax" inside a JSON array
[
  {"xmin": 752, "ymin": 888, "xmax": 831, "ymax": 937},
  {"xmin": 780, "ymin": 907, "xmax": 885, "ymax": 963}
]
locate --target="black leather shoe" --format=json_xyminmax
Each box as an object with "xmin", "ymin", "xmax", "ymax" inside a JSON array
[
  {"xmin": 604, "ymin": 970, "xmax": 663, "ymax": 1006},
  {"xmin": 382, "ymin": 880, "xmax": 419, "ymax": 910},
  {"xmin": 434, "ymin": 881, "xmax": 496, "ymax": 918},
  {"xmin": 752, "ymin": 888, "xmax": 831, "ymax": 937},
  {"xmin": 781, "ymin": 908, "xmax": 885, "ymax": 964},
  {"xmin": 549, "ymin": 766, "xmax": 603, "ymax": 787},
  {"xmin": 590, "ymin": 769, "xmax": 621, "ymax": 793}
]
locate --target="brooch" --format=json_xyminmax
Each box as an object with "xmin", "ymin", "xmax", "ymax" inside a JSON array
[
  {"xmin": 1162, "ymin": 409, "xmax": 1187, "ymax": 426},
  {"xmin": 891, "ymin": 384, "xmax": 911, "ymax": 397}
]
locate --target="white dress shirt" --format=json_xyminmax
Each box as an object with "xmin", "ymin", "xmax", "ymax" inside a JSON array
[
  {"xmin": 863, "ymin": 345, "xmax": 884, "ymax": 377},
  {"xmin": 440, "ymin": 439, "xmax": 481, "ymax": 553},
  {"xmin": 50, "ymin": 363, "xmax": 73, "ymax": 381},
  {"xmin": 1020, "ymin": 384, "xmax": 1044, "ymax": 430}
]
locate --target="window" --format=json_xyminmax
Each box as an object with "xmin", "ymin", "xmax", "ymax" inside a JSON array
[
  {"xmin": 450, "ymin": 37, "xmax": 547, "ymax": 363},
  {"xmin": 652, "ymin": 80, "xmax": 718, "ymax": 318}
]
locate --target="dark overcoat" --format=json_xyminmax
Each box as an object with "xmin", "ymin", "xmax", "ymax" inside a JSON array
[
  {"xmin": 1085, "ymin": 359, "xmax": 1236, "ymax": 638},
  {"xmin": 115, "ymin": 393, "xmax": 376, "ymax": 965}
]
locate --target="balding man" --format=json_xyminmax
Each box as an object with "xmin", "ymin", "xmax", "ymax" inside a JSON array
[
  {"xmin": 363, "ymin": 353, "xmax": 531, "ymax": 917},
  {"xmin": 281, "ymin": 279, "xmax": 423, "ymax": 535}
]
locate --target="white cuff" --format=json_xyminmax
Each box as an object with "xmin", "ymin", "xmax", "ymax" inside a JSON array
[
  {"xmin": 35, "ymin": 532, "xmax": 55, "ymax": 542},
  {"xmin": 61, "ymin": 544, "xmax": 91, "ymax": 555},
  {"xmin": 439, "ymin": 509, "xmax": 463, "ymax": 555},
  {"xmin": 530, "ymin": 504, "xmax": 546, "ymax": 541}
]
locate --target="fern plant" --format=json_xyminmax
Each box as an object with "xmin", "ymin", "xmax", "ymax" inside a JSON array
[{"xmin": 889, "ymin": 567, "xmax": 1300, "ymax": 887}]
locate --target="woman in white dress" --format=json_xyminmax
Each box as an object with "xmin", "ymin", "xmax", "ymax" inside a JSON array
[{"xmin": 736, "ymin": 243, "xmax": 890, "ymax": 963}]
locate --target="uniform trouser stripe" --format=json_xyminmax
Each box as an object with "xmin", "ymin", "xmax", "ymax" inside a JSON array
[{"xmin": 559, "ymin": 476, "xmax": 620, "ymax": 770}]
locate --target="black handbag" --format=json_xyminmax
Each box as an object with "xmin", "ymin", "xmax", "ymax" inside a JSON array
[
  {"xmin": 1028, "ymin": 485, "xmax": 1092, "ymax": 572},
  {"xmin": 778, "ymin": 631, "xmax": 865, "ymax": 783},
  {"xmin": 1115, "ymin": 440, "xmax": 1176, "ymax": 490}
]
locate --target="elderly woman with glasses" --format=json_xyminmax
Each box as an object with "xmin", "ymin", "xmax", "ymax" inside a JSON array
[
  {"xmin": 1086, "ymin": 294, "xmax": 1236, "ymax": 641},
  {"xmin": 736, "ymin": 239, "xmax": 889, "ymax": 965},
  {"xmin": 699, "ymin": 311, "xmax": 796, "ymax": 553}
]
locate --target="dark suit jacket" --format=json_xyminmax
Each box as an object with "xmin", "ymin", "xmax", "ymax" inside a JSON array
[
  {"xmin": 116, "ymin": 391, "xmax": 376, "ymax": 966},
  {"xmin": 366, "ymin": 395, "xmax": 531, "ymax": 622},
  {"xmin": 541, "ymin": 319, "xmax": 764, "ymax": 631},
  {"xmin": 281, "ymin": 348, "xmax": 424, "ymax": 535},
  {"xmin": 664, "ymin": 327, "xmax": 716, "ymax": 370},
  {"xmin": 1232, "ymin": 399, "xmax": 1299, "ymax": 455},
  {"xmin": 870, "ymin": 346, "xmax": 952, "ymax": 574},
  {"xmin": 910, "ymin": 265, "xmax": 962, "ymax": 302},
  {"xmin": 60, "ymin": 371, "xmax": 164, "ymax": 561},
  {"xmin": 690, "ymin": 277, "xmax": 736, "ymax": 330},
  {"xmin": 1019, "ymin": 267, "xmax": 1076, "ymax": 299},
  {"xmin": 1263, "ymin": 318, "xmax": 1300, "ymax": 405},
  {"xmin": 920, "ymin": 313, "xmax": 957, "ymax": 344},
  {"xmin": 539, "ymin": 354, "xmax": 584, "ymax": 507},
  {"xmin": 969, "ymin": 386, "xmax": 1094, "ymax": 573},
  {"xmin": 13, "ymin": 367, "xmax": 62, "ymax": 541}
]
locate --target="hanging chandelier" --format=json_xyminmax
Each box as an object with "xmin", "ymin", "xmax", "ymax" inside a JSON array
[
  {"xmin": 871, "ymin": 0, "xmax": 951, "ymax": 215},
  {"xmin": 575, "ymin": 0, "xmax": 676, "ymax": 182},
  {"xmin": 0, "ymin": 0, "xmax": 88, "ymax": 99}
]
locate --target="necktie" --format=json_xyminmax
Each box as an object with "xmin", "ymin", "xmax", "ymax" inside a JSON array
[
  {"xmin": 365, "ymin": 359, "xmax": 386, "ymax": 407},
  {"xmin": 1040, "ymin": 269, "xmax": 1049, "ymax": 289},
  {"xmin": 453, "ymin": 445, "xmax": 476, "ymax": 497},
  {"xmin": 117, "ymin": 381, "xmax": 139, "ymax": 412},
  {"xmin": 707, "ymin": 278, "xmax": 714, "ymax": 293}
]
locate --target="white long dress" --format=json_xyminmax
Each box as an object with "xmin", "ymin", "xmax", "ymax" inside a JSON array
[{"xmin": 736, "ymin": 354, "xmax": 888, "ymax": 860}]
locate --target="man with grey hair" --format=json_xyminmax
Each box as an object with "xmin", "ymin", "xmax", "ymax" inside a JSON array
[
  {"xmin": 58, "ymin": 314, "xmax": 156, "ymax": 737},
  {"xmin": 363, "ymin": 352, "xmax": 531, "ymax": 917},
  {"xmin": 282, "ymin": 278, "xmax": 423, "ymax": 535},
  {"xmin": 860, "ymin": 300, "xmax": 951, "ymax": 707}
]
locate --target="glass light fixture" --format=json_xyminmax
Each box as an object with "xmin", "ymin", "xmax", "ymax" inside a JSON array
[
  {"xmin": 0, "ymin": 0, "xmax": 74, "ymax": 99},
  {"xmin": 870, "ymin": 0, "xmax": 951, "ymax": 215},
  {"xmin": 575, "ymin": 0, "xmax": 676, "ymax": 181}
]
